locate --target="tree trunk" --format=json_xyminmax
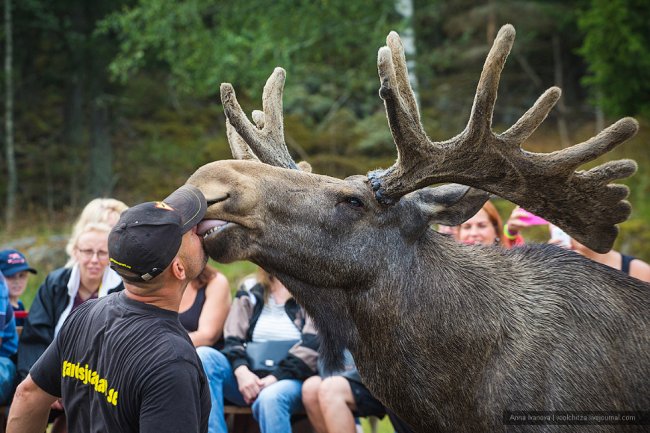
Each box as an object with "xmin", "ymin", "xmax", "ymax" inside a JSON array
[
  {"xmin": 89, "ymin": 95, "xmax": 112, "ymax": 197},
  {"xmin": 486, "ymin": 0, "xmax": 497, "ymax": 43},
  {"xmin": 63, "ymin": 72, "xmax": 84, "ymax": 213},
  {"xmin": 395, "ymin": 0, "xmax": 419, "ymax": 106},
  {"xmin": 4, "ymin": 0, "xmax": 15, "ymax": 230},
  {"xmin": 61, "ymin": 0, "xmax": 92, "ymax": 214},
  {"xmin": 44, "ymin": 140, "xmax": 54, "ymax": 219},
  {"xmin": 595, "ymin": 94, "xmax": 605, "ymax": 133}
]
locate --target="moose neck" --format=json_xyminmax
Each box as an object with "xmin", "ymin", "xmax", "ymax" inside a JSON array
[
  {"xmin": 269, "ymin": 270, "xmax": 361, "ymax": 370},
  {"xmin": 264, "ymin": 231, "xmax": 508, "ymax": 391}
]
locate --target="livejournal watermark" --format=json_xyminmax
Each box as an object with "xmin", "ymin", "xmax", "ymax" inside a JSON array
[{"xmin": 503, "ymin": 411, "xmax": 649, "ymax": 426}]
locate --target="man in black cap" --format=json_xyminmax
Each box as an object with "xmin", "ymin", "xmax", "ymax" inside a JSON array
[{"xmin": 7, "ymin": 185, "xmax": 211, "ymax": 433}]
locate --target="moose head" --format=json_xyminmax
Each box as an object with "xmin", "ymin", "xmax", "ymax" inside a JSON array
[{"xmin": 188, "ymin": 25, "xmax": 648, "ymax": 432}]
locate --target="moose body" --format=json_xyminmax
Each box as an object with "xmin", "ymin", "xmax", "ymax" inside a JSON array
[
  {"xmin": 345, "ymin": 244, "xmax": 649, "ymax": 433},
  {"xmin": 188, "ymin": 24, "xmax": 649, "ymax": 432}
]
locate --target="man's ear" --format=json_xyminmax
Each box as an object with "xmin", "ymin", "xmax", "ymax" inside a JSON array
[
  {"xmin": 399, "ymin": 185, "xmax": 490, "ymax": 241},
  {"xmin": 170, "ymin": 257, "xmax": 187, "ymax": 281}
]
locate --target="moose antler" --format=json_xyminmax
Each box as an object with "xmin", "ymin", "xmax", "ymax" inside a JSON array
[
  {"xmin": 368, "ymin": 24, "xmax": 638, "ymax": 253},
  {"xmin": 220, "ymin": 67, "xmax": 299, "ymax": 170}
]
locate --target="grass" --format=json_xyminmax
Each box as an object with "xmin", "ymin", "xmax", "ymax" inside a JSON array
[
  {"xmin": 212, "ymin": 260, "xmax": 259, "ymax": 294},
  {"xmin": 361, "ymin": 416, "xmax": 395, "ymax": 433}
]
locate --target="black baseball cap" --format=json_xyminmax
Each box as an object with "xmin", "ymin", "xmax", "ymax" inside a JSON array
[{"xmin": 108, "ymin": 185, "xmax": 206, "ymax": 282}]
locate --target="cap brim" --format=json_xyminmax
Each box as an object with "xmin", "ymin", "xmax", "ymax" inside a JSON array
[
  {"xmin": 163, "ymin": 185, "xmax": 207, "ymax": 233},
  {"xmin": 2, "ymin": 265, "xmax": 37, "ymax": 277}
]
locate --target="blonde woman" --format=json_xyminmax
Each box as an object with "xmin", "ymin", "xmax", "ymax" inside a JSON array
[{"xmin": 65, "ymin": 198, "xmax": 128, "ymax": 267}]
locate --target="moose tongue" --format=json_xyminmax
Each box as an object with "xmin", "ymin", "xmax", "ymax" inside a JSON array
[{"xmin": 197, "ymin": 219, "xmax": 228, "ymax": 236}]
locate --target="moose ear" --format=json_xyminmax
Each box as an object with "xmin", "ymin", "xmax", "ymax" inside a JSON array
[
  {"xmin": 417, "ymin": 185, "xmax": 491, "ymax": 226},
  {"xmin": 399, "ymin": 185, "xmax": 490, "ymax": 241}
]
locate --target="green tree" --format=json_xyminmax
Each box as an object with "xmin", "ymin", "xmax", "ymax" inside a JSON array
[
  {"xmin": 7, "ymin": 0, "xmax": 130, "ymax": 214},
  {"xmin": 100, "ymin": 0, "xmax": 398, "ymax": 112},
  {"xmin": 4, "ymin": 0, "xmax": 15, "ymax": 229},
  {"xmin": 413, "ymin": 0, "xmax": 587, "ymax": 136},
  {"xmin": 578, "ymin": 0, "xmax": 650, "ymax": 117}
]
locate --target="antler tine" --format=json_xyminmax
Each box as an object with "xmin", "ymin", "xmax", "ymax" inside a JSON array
[
  {"xmin": 581, "ymin": 159, "xmax": 637, "ymax": 185},
  {"xmin": 500, "ymin": 87, "xmax": 562, "ymax": 145},
  {"xmin": 386, "ymin": 32, "xmax": 420, "ymax": 124},
  {"xmin": 466, "ymin": 24, "xmax": 515, "ymax": 140},
  {"xmin": 220, "ymin": 67, "xmax": 298, "ymax": 170},
  {"xmin": 368, "ymin": 25, "xmax": 640, "ymax": 252},
  {"xmin": 547, "ymin": 118, "xmax": 639, "ymax": 172},
  {"xmin": 225, "ymin": 107, "xmax": 275, "ymax": 161},
  {"xmin": 368, "ymin": 36, "xmax": 433, "ymax": 199},
  {"xmin": 225, "ymin": 118, "xmax": 259, "ymax": 161},
  {"xmin": 369, "ymin": 27, "xmax": 517, "ymax": 202}
]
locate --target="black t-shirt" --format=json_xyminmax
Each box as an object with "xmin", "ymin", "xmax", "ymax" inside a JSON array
[{"xmin": 30, "ymin": 291, "xmax": 210, "ymax": 433}]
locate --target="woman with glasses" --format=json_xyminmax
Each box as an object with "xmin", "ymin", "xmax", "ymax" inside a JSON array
[
  {"xmin": 17, "ymin": 220, "xmax": 125, "ymax": 432},
  {"xmin": 64, "ymin": 198, "xmax": 128, "ymax": 267}
]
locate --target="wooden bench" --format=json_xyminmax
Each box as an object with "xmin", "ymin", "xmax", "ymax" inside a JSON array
[{"xmin": 224, "ymin": 405, "xmax": 379, "ymax": 433}]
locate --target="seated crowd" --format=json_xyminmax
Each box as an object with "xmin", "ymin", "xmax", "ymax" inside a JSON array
[{"xmin": 0, "ymin": 197, "xmax": 648, "ymax": 433}]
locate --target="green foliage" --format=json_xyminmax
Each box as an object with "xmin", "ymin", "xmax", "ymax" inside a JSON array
[
  {"xmin": 212, "ymin": 260, "xmax": 258, "ymax": 296},
  {"xmin": 3, "ymin": 0, "xmax": 650, "ymax": 265},
  {"xmin": 577, "ymin": 0, "xmax": 650, "ymax": 116},
  {"xmin": 361, "ymin": 417, "xmax": 394, "ymax": 433},
  {"xmin": 100, "ymin": 0, "xmax": 398, "ymax": 103},
  {"xmin": 415, "ymin": 0, "xmax": 587, "ymax": 130},
  {"xmin": 22, "ymin": 272, "xmax": 43, "ymax": 310}
]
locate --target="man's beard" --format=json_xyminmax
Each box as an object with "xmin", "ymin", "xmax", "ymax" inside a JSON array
[{"xmin": 181, "ymin": 244, "xmax": 209, "ymax": 281}]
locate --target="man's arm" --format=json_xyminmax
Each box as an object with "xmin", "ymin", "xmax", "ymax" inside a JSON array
[{"xmin": 6, "ymin": 375, "xmax": 57, "ymax": 433}]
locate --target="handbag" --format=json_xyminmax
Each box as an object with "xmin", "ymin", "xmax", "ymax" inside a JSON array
[{"xmin": 245, "ymin": 339, "xmax": 299, "ymax": 373}]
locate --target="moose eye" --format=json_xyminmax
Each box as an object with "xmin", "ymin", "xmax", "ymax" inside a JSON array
[{"xmin": 344, "ymin": 197, "xmax": 364, "ymax": 208}]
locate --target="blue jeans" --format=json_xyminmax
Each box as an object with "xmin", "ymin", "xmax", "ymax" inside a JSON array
[
  {"xmin": 196, "ymin": 346, "xmax": 304, "ymax": 433},
  {"xmin": 0, "ymin": 357, "xmax": 16, "ymax": 404}
]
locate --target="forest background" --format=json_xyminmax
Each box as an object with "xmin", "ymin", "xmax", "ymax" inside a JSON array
[{"xmin": 1, "ymin": 0, "xmax": 649, "ymax": 308}]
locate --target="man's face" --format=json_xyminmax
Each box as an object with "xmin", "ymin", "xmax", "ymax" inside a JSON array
[
  {"xmin": 5, "ymin": 271, "xmax": 29, "ymax": 298},
  {"xmin": 178, "ymin": 226, "xmax": 208, "ymax": 281}
]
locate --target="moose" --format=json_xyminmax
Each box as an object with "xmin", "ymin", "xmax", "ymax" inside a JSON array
[{"xmin": 188, "ymin": 25, "xmax": 649, "ymax": 432}]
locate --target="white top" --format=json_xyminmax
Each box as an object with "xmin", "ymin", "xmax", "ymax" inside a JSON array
[{"xmin": 251, "ymin": 295, "xmax": 301, "ymax": 342}]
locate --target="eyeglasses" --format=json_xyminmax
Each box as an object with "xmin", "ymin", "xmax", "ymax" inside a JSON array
[{"xmin": 76, "ymin": 248, "xmax": 109, "ymax": 260}]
